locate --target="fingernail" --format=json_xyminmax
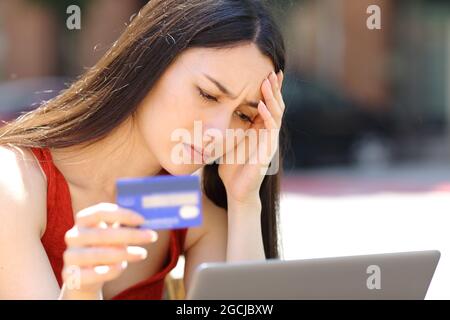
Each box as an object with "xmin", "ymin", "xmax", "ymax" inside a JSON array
[
  {"xmin": 144, "ymin": 230, "xmax": 158, "ymax": 241},
  {"xmin": 112, "ymin": 221, "xmax": 121, "ymax": 229},
  {"xmin": 98, "ymin": 221, "xmax": 108, "ymax": 229},
  {"xmin": 127, "ymin": 246, "xmax": 148, "ymax": 259},
  {"xmin": 94, "ymin": 265, "xmax": 110, "ymax": 275},
  {"xmin": 101, "ymin": 203, "xmax": 119, "ymax": 211},
  {"xmin": 258, "ymin": 100, "xmax": 267, "ymax": 111}
]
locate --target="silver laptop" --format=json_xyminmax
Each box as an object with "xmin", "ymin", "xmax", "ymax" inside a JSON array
[{"xmin": 186, "ymin": 250, "xmax": 440, "ymax": 300}]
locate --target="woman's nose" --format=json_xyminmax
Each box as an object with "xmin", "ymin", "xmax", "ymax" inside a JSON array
[{"xmin": 202, "ymin": 112, "xmax": 233, "ymax": 139}]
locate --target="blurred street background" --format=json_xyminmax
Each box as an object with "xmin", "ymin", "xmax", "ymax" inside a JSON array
[{"xmin": 1, "ymin": 0, "xmax": 449, "ymax": 299}]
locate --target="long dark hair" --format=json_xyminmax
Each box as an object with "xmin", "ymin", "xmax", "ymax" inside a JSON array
[{"xmin": 0, "ymin": 0, "xmax": 286, "ymax": 259}]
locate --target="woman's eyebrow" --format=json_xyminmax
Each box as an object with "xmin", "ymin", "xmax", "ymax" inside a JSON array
[{"xmin": 202, "ymin": 73, "xmax": 259, "ymax": 108}]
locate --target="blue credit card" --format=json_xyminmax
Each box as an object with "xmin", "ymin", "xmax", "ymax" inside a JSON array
[{"xmin": 116, "ymin": 175, "xmax": 202, "ymax": 230}]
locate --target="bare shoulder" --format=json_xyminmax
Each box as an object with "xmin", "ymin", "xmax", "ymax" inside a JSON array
[
  {"xmin": 0, "ymin": 145, "xmax": 47, "ymax": 238},
  {"xmin": 183, "ymin": 181, "xmax": 228, "ymax": 253},
  {"xmin": 0, "ymin": 145, "xmax": 60, "ymax": 299},
  {"xmin": 0, "ymin": 144, "xmax": 47, "ymax": 193}
]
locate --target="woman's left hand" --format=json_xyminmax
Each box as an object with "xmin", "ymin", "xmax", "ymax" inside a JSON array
[{"xmin": 218, "ymin": 70, "xmax": 285, "ymax": 206}]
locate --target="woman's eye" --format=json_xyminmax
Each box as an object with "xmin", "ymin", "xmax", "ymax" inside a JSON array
[
  {"xmin": 235, "ymin": 111, "xmax": 254, "ymax": 124},
  {"xmin": 198, "ymin": 88, "xmax": 252, "ymax": 124},
  {"xmin": 198, "ymin": 88, "xmax": 218, "ymax": 102}
]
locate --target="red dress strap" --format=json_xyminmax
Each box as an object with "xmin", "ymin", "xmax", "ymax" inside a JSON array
[{"xmin": 30, "ymin": 147, "xmax": 75, "ymax": 287}]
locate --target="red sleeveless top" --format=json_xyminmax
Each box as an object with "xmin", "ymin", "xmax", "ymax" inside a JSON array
[{"xmin": 29, "ymin": 147, "xmax": 188, "ymax": 300}]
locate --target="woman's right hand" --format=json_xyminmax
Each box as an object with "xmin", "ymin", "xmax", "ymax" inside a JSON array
[{"xmin": 61, "ymin": 202, "xmax": 157, "ymax": 298}]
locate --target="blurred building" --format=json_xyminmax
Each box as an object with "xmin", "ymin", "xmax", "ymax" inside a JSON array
[{"xmin": 279, "ymin": 0, "xmax": 450, "ymax": 168}]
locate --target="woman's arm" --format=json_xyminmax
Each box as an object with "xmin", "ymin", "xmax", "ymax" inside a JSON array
[
  {"xmin": 183, "ymin": 193, "xmax": 228, "ymax": 292},
  {"xmin": 226, "ymin": 198, "xmax": 265, "ymax": 262},
  {"xmin": 0, "ymin": 147, "xmax": 61, "ymax": 299},
  {"xmin": 183, "ymin": 194, "xmax": 265, "ymax": 293}
]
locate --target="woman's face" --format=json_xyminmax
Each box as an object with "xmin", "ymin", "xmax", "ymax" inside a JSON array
[{"xmin": 135, "ymin": 43, "xmax": 275, "ymax": 175}]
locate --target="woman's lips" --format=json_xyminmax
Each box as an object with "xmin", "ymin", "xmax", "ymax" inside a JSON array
[{"xmin": 183, "ymin": 143, "xmax": 211, "ymax": 162}]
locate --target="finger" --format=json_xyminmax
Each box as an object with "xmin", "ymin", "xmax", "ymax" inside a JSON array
[
  {"xmin": 247, "ymin": 127, "xmax": 277, "ymax": 169},
  {"xmin": 262, "ymin": 78, "xmax": 282, "ymax": 120},
  {"xmin": 75, "ymin": 203, "xmax": 145, "ymax": 228},
  {"xmin": 62, "ymin": 262, "xmax": 126, "ymax": 290},
  {"xmin": 257, "ymin": 100, "xmax": 277, "ymax": 130},
  {"xmin": 65, "ymin": 226, "xmax": 158, "ymax": 248},
  {"xmin": 63, "ymin": 246, "xmax": 148, "ymax": 267},
  {"xmin": 223, "ymin": 131, "xmax": 248, "ymax": 166},
  {"xmin": 269, "ymin": 72, "xmax": 285, "ymax": 113},
  {"xmin": 244, "ymin": 132, "xmax": 261, "ymax": 165},
  {"xmin": 242, "ymin": 139, "xmax": 257, "ymax": 166},
  {"xmin": 252, "ymin": 116, "xmax": 279, "ymax": 164},
  {"xmin": 277, "ymin": 70, "xmax": 284, "ymax": 90},
  {"xmin": 269, "ymin": 72, "xmax": 279, "ymax": 97}
]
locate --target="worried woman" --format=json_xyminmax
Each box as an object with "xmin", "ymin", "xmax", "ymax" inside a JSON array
[{"xmin": 0, "ymin": 0, "xmax": 286, "ymax": 300}]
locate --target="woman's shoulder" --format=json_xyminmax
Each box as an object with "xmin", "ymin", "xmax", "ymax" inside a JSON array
[
  {"xmin": 0, "ymin": 144, "xmax": 47, "ymax": 186},
  {"xmin": 0, "ymin": 144, "xmax": 47, "ymax": 238}
]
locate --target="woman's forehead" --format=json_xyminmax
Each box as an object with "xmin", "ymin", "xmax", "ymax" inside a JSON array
[{"xmin": 175, "ymin": 45, "xmax": 274, "ymax": 86}]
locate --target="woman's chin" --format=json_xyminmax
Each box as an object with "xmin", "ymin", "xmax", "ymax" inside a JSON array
[
  {"xmin": 159, "ymin": 164, "xmax": 204, "ymax": 176},
  {"xmin": 155, "ymin": 168, "xmax": 171, "ymax": 176}
]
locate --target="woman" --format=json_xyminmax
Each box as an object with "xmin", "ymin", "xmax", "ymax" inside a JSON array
[{"xmin": 0, "ymin": 0, "xmax": 286, "ymax": 300}]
